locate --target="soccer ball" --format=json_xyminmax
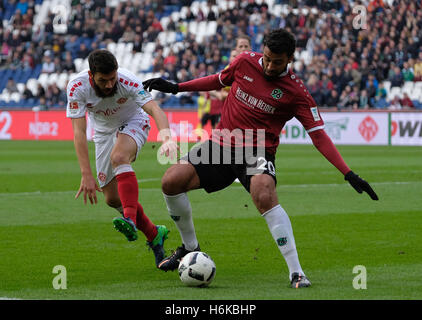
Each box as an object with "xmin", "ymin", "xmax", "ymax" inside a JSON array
[{"xmin": 178, "ymin": 251, "xmax": 216, "ymax": 287}]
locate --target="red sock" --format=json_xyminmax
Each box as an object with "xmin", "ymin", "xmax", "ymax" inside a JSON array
[
  {"xmin": 116, "ymin": 172, "xmax": 139, "ymax": 225},
  {"xmin": 137, "ymin": 203, "xmax": 158, "ymax": 242}
]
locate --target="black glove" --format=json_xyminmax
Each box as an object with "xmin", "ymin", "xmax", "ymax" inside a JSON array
[
  {"xmin": 345, "ymin": 171, "xmax": 379, "ymax": 200},
  {"xmin": 142, "ymin": 78, "xmax": 179, "ymax": 94}
]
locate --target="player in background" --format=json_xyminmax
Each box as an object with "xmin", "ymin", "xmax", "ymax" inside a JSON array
[
  {"xmin": 143, "ymin": 29, "xmax": 378, "ymax": 288},
  {"xmin": 201, "ymin": 37, "xmax": 253, "ymax": 132},
  {"xmin": 235, "ymin": 34, "xmax": 253, "ymax": 53},
  {"xmin": 66, "ymin": 49, "xmax": 178, "ymax": 267}
]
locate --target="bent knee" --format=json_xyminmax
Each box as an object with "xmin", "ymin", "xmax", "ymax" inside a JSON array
[
  {"xmin": 161, "ymin": 163, "xmax": 199, "ymax": 195},
  {"xmin": 161, "ymin": 171, "xmax": 180, "ymax": 195},
  {"xmin": 110, "ymin": 152, "xmax": 130, "ymax": 168}
]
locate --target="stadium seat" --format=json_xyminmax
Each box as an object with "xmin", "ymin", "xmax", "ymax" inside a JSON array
[
  {"xmin": 383, "ymin": 81, "xmax": 391, "ymax": 93},
  {"xmin": 74, "ymin": 58, "xmax": 84, "ymax": 72},
  {"xmin": 144, "ymin": 42, "xmax": 156, "ymax": 54},
  {"xmin": 38, "ymin": 73, "xmax": 49, "ymax": 89},
  {"xmin": 116, "ymin": 42, "xmax": 126, "ymax": 55},
  {"xmin": 57, "ymin": 73, "xmax": 69, "ymax": 90},
  {"xmin": 388, "ymin": 86, "xmax": 402, "ymax": 101},
  {"xmin": 188, "ymin": 21, "xmax": 198, "ymax": 35},
  {"xmin": 27, "ymin": 79, "xmax": 39, "ymax": 96},
  {"xmin": 414, "ymin": 81, "xmax": 422, "ymax": 93},
  {"xmin": 107, "ymin": 42, "xmax": 117, "ymax": 54},
  {"xmin": 125, "ymin": 42, "xmax": 133, "ymax": 53},
  {"xmin": 160, "ymin": 16, "xmax": 170, "ymax": 29},
  {"xmin": 47, "ymin": 73, "xmax": 59, "ymax": 86},
  {"xmin": 10, "ymin": 92, "xmax": 21, "ymax": 103},
  {"xmin": 409, "ymin": 90, "xmax": 420, "ymax": 101},
  {"xmin": 171, "ymin": 11, "xmax": 180, "ymax": 22},
  {"xmin": 196, "ymin": 21, "xmax": 207, "ymax": 43},
  {"xmin": 16, "ymin": 83, "xmax": 25, "ymax": 94},
  {"xmin": 402, "ymin": 81, "xmax": 414, "ymax": 95},
  {"xmin": 206, "ymin": 21, "xmax": 217, "ymax": 37}
]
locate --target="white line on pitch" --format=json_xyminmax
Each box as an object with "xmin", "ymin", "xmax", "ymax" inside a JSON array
[{"xmin": 0, "ymin": 181, "xmax": 419, "ymax": 196}]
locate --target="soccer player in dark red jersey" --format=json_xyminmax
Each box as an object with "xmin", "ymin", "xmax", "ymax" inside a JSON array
[{"xmin": 143, "ymin": 29, "xmax": 378, "ymax": 288}]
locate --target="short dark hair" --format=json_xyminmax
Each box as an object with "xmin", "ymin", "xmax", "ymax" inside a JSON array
[
  {"xmin": 263, "ymin": 29, "xmax": 296, "ymax": 57},
  {"xmin": 88, "ymin": 49, "xmax": 118, "ymax": 75}
]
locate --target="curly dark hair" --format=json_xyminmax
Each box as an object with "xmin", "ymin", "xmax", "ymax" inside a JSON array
[
  {"xmin": 88, "ymin": 49, "xmax": 118, "ymax": 75},
  {"xmin": 263, "ymin": 29, "xmax": 296, "ymax": 57}
]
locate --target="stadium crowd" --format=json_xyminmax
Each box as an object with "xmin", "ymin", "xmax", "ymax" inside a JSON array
[{"xmin": 0, "ymin": 0, "xmax": 421, "ymax": 110}]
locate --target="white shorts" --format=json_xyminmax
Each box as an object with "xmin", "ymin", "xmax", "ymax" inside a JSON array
[{"xmin": 94, "ymin": 118, "xmax": 150, "ymax": 187}]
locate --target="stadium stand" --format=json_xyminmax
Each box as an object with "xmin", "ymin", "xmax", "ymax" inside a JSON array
[{"xmin": 0, "ymin": 0, "xmax": 421, "ymax": 110}]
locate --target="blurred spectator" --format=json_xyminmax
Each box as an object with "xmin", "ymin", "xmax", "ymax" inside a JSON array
[
  {"xmin": 402, "ymin": 61, "xmax": 414, "ymax": 82},
  {"xmin": 6, "ymin": 78, "xmax": 19, "ymax": 93},
  {"xmin": 234, "ymin": 35, "xmax": 252, "ymax": 53},
  {"xmin": 45, "ymin": 83, "xmax": 62, "ymax": 107},
  {"xmin": 77, "ymin": 43, "xmax": 90, "ymax": 59},
  {"xmin": 21, "ymin": 52, "xmax": 34, "ymax": 70},
  {"xmin": 400, "ymin": 93, "xmax": 414, "ymax": 109},
  {"xmin": 325, "ymin": 90, "xmax": 340, "ymax": 108},
  {"xmin": 357, "ymin": 89, "xmax": 370, "ymax": 110},
  {"xmin": 389, "ymin": 66, "xmax": 404, "ymax": 87},
  {"xmin": 36, "ymin": 83, "xmax": 46, "ymax": 99},
  {"xmin": 388, "ymin": 95, "xmax": 402, "ymax": 110},
  {"xmin": 413, "ymin": 53, "xmax": 422, "ymax": 81},
  {"xmin": 41, "ymin": 52, "xmax": 55, "ymax": 73},
  {"xmin": 62, "ymin": 51, "xmax": 76, "ymax": 73},
  {"xmin": 22, "ymin": 84, "xmax": 34, "ymax": 100},
  {"xmin": 338, "ymin": 85, "xmax": 354, "ymax": 110},
  {"xmin": 35, "ymin": 96, "xmax": 48, "ymax": 111}
]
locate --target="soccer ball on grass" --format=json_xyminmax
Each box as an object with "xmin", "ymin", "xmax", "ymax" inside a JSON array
[{"xmin": 178, "ymin": 251, "xmax": 216, "ymax": 287}]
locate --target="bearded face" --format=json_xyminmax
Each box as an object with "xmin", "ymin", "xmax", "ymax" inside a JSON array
[
  {"xmin": 90, "ymin": 70, "xmax": 118, "ymax": 98},
  {"xmin": 262, "ymin": 46, "xmax": 292, "ymax": 81}
]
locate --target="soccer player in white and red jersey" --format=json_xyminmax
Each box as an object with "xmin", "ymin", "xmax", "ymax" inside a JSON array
[
  {"xmin": 66, "ymin": 49, "xmax": 178, "ymax": 267},
  {"xmin": 143, "ymin": 29, "xmax": 378, "ymax": 287}
]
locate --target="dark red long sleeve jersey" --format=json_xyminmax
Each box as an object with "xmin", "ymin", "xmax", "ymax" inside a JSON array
[{"xmin": 178, "ymin": 51, "xmax": 350, "ymax": 175}]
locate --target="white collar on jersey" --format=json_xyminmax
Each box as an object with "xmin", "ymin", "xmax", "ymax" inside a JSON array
[{"xmin": 258, "ymin": 57, "xmax": 290, "ymax": 78}]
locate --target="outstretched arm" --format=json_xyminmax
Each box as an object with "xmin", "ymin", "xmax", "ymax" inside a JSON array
[
  {"xmin": 308, "ymin": 129, "xmax": 379, "ymax": 200},
  {"xmin": 142, "ymin": 74, "xmax": 224, "ymax": 94}
]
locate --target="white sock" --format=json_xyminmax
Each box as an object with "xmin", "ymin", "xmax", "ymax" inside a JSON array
[
  {"xmin": 262, "ymin": 204, "xmax": 305, "ymax": 280},
  {"xmin": 163, "ymin": 192, "xmax": 198, "ymax": 250}
]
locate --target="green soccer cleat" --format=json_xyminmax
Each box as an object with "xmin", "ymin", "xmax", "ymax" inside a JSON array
[
  {"xmin": 147, "ymin": 225, "xmax": 170, "ymax": 267},
  {"xmin": 113, "ymin": 217, "xmax": 138, "ymax": 241}
]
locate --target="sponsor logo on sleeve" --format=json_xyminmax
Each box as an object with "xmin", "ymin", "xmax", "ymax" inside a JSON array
[{"xmin": 310, "ymin": 107, "xmax": 321, "ymax": 121}]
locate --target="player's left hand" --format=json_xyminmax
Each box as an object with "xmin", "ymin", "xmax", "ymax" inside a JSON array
[
  {"xmin": 159, "ymin": 139, "xmax": 179, "ymax": 160},
  {"xmin": 345, "ymin": 171, "xmax": 379, "ymax": 200}
]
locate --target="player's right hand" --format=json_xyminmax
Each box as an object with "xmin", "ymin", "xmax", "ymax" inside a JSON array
[
  {"xmin": 142, "ymin": 78, "xmax": 179, "ymax": 94},
  {"xmin": 344, "ymin": 171, "xmax": 379, "ymax": 200},
  {"xmin": 159, "ymin": 139, "xmax": 179, "ymax": 161},
  {"xmin": 75, "ymin": 175, "xmax": 103, "ymax": 205}
]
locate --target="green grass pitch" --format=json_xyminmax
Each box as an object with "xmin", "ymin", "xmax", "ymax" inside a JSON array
[{"xmin": 0, "ymin": 140, "xmax": 421, "ymax": 300}]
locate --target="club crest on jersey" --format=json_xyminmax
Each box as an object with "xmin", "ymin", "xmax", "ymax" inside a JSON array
[
  {"xmin": 116, "ymin": 97, "xmax": 128, "ymax": 104},
  {"xmin": 98, "ymin": 172, "xmax": 107, "ymax": 182},
  {"xmin": 70, "ymin": 101, "xmax": 79, "ymax": 109},
  {"xmin": 271, "ymin": 89, "xmax": 283, "ymax": 100}
]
